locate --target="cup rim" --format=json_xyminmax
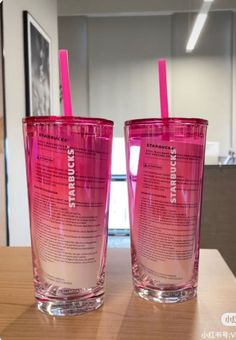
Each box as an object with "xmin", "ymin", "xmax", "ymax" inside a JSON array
[
  {"xmin": 22, "ymin": 115, "xmax": 114, "ymax": 126},
  {"xmin": 125, "ymin": 117, "xmax": 208, "ymax": 126}
]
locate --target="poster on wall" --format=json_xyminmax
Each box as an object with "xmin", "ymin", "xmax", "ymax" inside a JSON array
[{"xmin": 23, "ymin": 11, "xmax": 52, "ymax": 116}]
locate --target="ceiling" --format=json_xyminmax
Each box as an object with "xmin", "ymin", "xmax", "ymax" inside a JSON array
[{"xmin": 58, "ymin": 0, "xmax": 236, "ymax": 16}]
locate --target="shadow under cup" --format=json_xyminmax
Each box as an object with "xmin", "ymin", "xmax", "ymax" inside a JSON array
[
  {"xmin": 23, "ymin": 116, "xmax": 113, "ymax": 316},
  {"xmin": 124, "ymin": 118, "xmax": 208, "ymax": 303}
]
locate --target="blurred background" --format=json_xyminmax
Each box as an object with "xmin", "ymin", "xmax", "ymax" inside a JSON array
[{"xmin": 0, "ymin": 0, "xmax": 235, "ymax": 274}]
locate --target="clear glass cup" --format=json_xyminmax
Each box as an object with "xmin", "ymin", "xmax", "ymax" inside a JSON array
[
  {"xmin": 124, "ymin": 118, "xmax": 208, "ymax": 303},
  {"xmin": 23, "ymin": 116, "xmax": 113, "ymax": 316}
]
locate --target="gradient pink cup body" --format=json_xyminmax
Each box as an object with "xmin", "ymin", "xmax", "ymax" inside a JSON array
[
  {"xmin": 23, "ymin": 116, "xmax": 113, "ymax": 316},
  {"xmin": 124, "ymin": 118, "xmax": 208, "ymax": 303}
]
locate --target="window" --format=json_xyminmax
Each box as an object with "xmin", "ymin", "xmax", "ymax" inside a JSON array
[{"xmin": 108, "ymin": 137, "xmax": 129, "ymax": 234}]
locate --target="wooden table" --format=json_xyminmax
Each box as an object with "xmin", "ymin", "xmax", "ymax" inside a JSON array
[{"xmin": 0, "ymin": 248, "xmax": 235, "ymax": 340}]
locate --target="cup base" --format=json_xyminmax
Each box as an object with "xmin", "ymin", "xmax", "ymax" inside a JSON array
[
  {"xmin": 37, "ymin": 295, "xmax": 104, "ymax": 316},
  {"xmin": 134, "ymin": 286, "xmax": 197, "ymax": 304}
]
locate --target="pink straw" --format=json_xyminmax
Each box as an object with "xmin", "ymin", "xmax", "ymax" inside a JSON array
[
  {"xmin": 157, "ymin": 59, "xmax": 169, "ymax": 118},
  {"xmin": 59, "ymin": 49, "xmax": 73, "ymax": 116}
]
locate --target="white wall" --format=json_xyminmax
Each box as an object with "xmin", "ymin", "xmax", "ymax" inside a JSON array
[
  {"xmin": 59, "ymin": 12, "xmax": 235, "ymax": 154},
  {"xmin": 4, "ymin": 0, "xmax": 60, "ymax": 246},
  {"xmin": 0, "ymin": 6, "xmax": 6, "ymax": 246},
  {"xmin": 233, "ymin": 12, "xmax": 236, "ymax": 151},
  {"xmin": 58, "ymin": 16, "xmax": 89, "ymax": 116},
  {"xmin": 88, "ymin": 16, "xmax": 172, "ymax": 136},
  {"xmin": 172, "ymin": 12, "xmax": 233, "ymax": 156}
]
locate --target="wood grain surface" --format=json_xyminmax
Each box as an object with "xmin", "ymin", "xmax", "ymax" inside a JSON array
[{"xmin": 0, "ymin": 248, "xmax": 235, "ymax": 340}]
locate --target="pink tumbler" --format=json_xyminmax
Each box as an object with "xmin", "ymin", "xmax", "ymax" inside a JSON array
[
  {"xmin": 23, "ymin": 116, "xmax": 113, "ymax": 316},
  {"xmin": 124, "ymin": 118, "xmax": 208, "ymax": 303}
]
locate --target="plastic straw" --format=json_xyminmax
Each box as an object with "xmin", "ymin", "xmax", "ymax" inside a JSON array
[
  {"xmin": 59, "ymin": 49, "xmax": 73, "ymax": 116},
  {"xmin": 157, "ymin": 59, "xmax": 169, "ymax": 118}
]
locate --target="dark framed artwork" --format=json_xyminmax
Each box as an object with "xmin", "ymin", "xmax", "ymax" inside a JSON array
[{"xmin": 23, "ymin": 11, "xmax": 52, "ymax": 116}]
